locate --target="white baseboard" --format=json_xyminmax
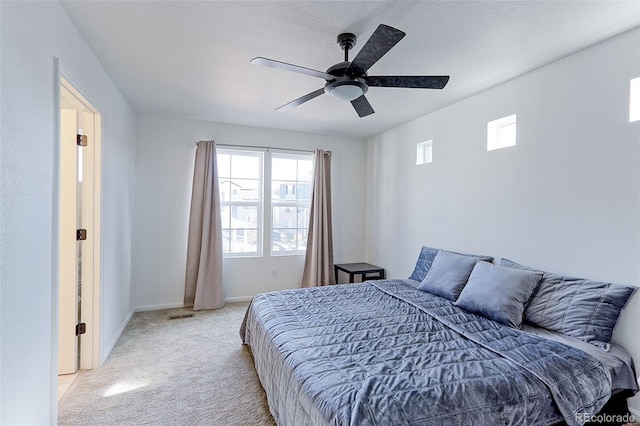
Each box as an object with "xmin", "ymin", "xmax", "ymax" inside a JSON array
[
  {"xmin": 134, "ymin": 302, "xmax": 184, "ymax": 312},
  {"xmin": 134, "ymin": 297, "xmax": 252, "ymax": 313},
  {"xmin": 101, "ymin": 309, "xmax": 134, "ymax": 365},
  {"xmin": 225, "ymin": 296, "xmax": 253, "ymax": 303}
]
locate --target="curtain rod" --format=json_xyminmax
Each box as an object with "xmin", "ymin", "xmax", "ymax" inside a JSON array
[{"xmin": 198, "ymin": 141, "xmax": 329, "ymax": 155}]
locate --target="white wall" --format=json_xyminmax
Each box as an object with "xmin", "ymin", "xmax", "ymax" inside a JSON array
[
  {"xmin": 133, "ymin": 115, "xmax": 366, "ymax": 309},
  {"xmin": 0, "ymin": 2, "xmax": 136, "ymax": 424},
  {"xmin": 366, "ymin": 27, "xmax": 640, "ymax": 411}
]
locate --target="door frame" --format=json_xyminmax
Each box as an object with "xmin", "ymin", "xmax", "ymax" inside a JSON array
[{"xmin": 55, "ymin": 74, "xmax": 102, "ymax": 373}]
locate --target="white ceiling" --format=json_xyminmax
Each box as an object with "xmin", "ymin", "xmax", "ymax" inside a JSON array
[{"xmin": 59, "ymin": 1, "xmax": 640, "ymax": 139}]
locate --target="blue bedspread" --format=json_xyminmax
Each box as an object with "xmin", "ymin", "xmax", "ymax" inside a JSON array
[{"xmin": 240, "ymin": 280, "xmax": 612, "ymax": 425}]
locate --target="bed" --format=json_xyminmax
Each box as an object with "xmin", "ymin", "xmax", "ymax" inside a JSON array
[{"xmin": 241, "ymin": 248, "xmax": 637, "ymax": 426}]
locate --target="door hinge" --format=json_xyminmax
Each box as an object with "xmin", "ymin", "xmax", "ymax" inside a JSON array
[
  {"xmin": 75, "ymin": 322, "xmax": 86, "ymax": 336},
  {"xmin": 76, "ymin": 229, "xmax": 87, "ymax": 241},
  {"xmin": 77, "ymin": 134, "xmax": 87, "ymax": 146}
]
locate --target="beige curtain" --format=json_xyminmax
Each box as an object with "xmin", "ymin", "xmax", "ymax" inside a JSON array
[
  {"xmin": 184, "ymin": 140, "xmax": 225, "ymax": 310},
  {"xmin": 302, "ymin": 149, "xmax": 335, "ymax": 287}
]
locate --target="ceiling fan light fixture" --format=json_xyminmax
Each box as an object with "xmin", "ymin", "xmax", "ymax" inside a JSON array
[{"xmin": 325, "ymin": 78, "xmax": 368, "ymax": 102}]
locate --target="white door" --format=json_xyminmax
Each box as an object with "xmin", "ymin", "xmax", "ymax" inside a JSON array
[
  {"xmin": 58, "ymin": 79, "xmax": 100, "ymax": 374},
  {"xmin": 58, "ymin": 106, "xmax": 79, "ymax": 374}
]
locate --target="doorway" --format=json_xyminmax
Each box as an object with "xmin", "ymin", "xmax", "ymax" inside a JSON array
[{"xmin": 58, "ymin": 77, "xmax": 101, "ymax": 384}]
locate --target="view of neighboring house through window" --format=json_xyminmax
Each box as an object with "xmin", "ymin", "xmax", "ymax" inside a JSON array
[
  {"xmin": 217, "ymin": 149, "xmax": 263, "ymax": 256},
  {"xmin": 271, "ymin": 153, "xmax": 313, "ymax": 254}
]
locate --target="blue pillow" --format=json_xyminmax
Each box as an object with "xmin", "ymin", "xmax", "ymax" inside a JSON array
[
  {"xmin": 501, "ymin": 258, "xmax": 636, "ymax": 349},
  {"xmin": 408, "ymin": 246, "xmax": 439, "ymax": 281},
  {"xmin": 455, "ymin": 261, "xmax": 542, "ymax": 328},
  {"xmin": 418, "ymin": 250, "xmax": 492, "ymax": 300}
]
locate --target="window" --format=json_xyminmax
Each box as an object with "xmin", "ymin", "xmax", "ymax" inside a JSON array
[
  {"xmin": 216, "ymin": 148, "xmax": 313, "ymax": 257},
  {"xmin": 416, "ymin": 140, "xmax": 433, "ymax": 165},
  {"xmin": 631, "ymin": 77, "xmax": 640, "ymax": 123},
  {"xmin": 271, "ymin": 153, "xmax": 313, "ymax": 254},
  {"xmin": 217, "ymin": 150, "xmax": 263, "ymax": 256},
  {"xmin": 487, "ymin": 114, "xmax": 516, "ymax": 151}
]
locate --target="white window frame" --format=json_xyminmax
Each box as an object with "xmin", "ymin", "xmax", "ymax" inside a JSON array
[
  {"xmin": 630, "ymin": 76, "xmax": 640, "ymax": 123},
  {"xmin": 217, "ymin": 149, "xmax": 264, "ymax": 258},
  {"xmin": 487, "ymin": 114, "xmax": 517, "ymax": 151},
  {"xmin": 416, "ymin": 140, "xmax": 433, "ymax": 165},
  {"xmin": 270, "ymin": 152, "xmax": 313, "ymax": 256}
]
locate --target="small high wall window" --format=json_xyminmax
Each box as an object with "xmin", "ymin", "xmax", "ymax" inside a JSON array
[
  {"xmin": 487, "ymin": 114, "xmax": 516, "ymax": 151},
  {"xmin": 416, "ymin": 140, "xmax": 433, "ymax": 165},
  {"xmin": 630, "ymin": 77, "xmax": 640, "ymax": 122}
]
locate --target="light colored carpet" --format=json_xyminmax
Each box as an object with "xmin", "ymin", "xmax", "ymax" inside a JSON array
[{"xmin": 58, "ymin": 302, "xmax": 275, "ymax": 426}]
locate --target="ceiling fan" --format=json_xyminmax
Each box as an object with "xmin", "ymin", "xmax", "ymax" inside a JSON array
[{"xmin": 251, "ymin": 24, "xmax": 449, "ymax": 118}]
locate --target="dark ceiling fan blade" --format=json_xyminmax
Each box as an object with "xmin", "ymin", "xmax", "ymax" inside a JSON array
[
  {"xmin": 276, "ymin": 88, "xmax": 326, "ymax": 111},
  {"xmin": 346, "ymin": 24, "xmax": 406, "ymax": 76},
  {"xmin": 251, "ymin": 57, "xmax": 334, "ymax": 81},
  {"xmin": 365, "ymin": 75, "xmax": 450, "ymax": 89},
  {"xmin": 351, "ymin": 95, "xmax": 375, "ymax": 117}
]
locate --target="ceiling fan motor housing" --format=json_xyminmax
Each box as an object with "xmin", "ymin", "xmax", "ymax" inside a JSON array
[
  {"xmin": 324, "ymin": 61, "xmax": 369, "ymax": 101},
  {"xmin": 325, "ymin": 61, "xmax": 361, "ymax": 78}
]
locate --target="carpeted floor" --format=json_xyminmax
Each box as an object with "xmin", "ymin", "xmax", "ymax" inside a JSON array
[{"xmin": 58, "ymin": 302, "xmax": 275, "ymax": 426}]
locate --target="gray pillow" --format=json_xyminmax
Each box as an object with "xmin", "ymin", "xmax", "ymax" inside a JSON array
[
  {"xmin": 418, "ymin": 250, "xmax": 491, "ymax": 300},
  {"xmin": 408, "ymin": 246, "xmax": 439, "ymax": 281},
  {"xmin": 501, "ymin": 258, "xmax": 636, "ymax": 349},
  {"xmin": 455, "ymin": 261, "xmax": 542, "ymax": 328}
]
